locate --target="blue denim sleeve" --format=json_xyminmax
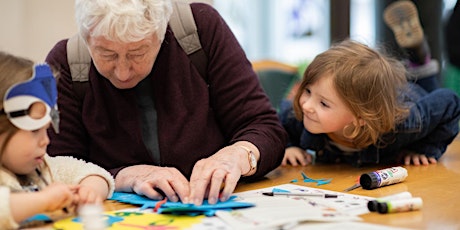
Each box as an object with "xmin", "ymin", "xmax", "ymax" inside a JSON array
[{"xmin": 399, "ymin": 88, "xmax": 460, "ymax": 159}]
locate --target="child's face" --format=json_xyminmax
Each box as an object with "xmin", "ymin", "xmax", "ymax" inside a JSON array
[
  {"xmin": 299, "ymin": 74, "xmax": 356, "ymax": 136},
  {"xmin": 1, "ymin": 123, "xmax": 50, "ymax": 175}
]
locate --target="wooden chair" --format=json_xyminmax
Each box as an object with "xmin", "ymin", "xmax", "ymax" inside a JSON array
[{"xmin": 252, "ymin": 59, "xmax": 299, "ymax": 111}]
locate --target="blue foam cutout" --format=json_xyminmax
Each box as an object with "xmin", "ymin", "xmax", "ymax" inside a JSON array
[
  {"xmin": 272, "ymin": 188, "xmax": 290, "ymax": 193},
  {"xmin": 24, "ymin": 214, "xmax": 52, "ymax": 222},
  {"xmin": 109, "ymin": 192, "xmax": 254, "ymax": 216},
  {"xmin": 300, "ymin": 172, "xmax": 332, "ymax": 185}
]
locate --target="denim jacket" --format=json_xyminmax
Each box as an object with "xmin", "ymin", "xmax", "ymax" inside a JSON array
[{"xmin": 279, "ymin": 83, "xmax": 460, "ymax": 167}]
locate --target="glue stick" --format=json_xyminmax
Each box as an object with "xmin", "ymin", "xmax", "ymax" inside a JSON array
[
  {"xmin": 367, "ymin": 191, "xmax": 412, "ymax": 212},
  {"xmin": 377, "ymin": 197, "xmax": 423, "ymax": 214},
  {"xmin": 359, "ymin": 166, "xmax": 408, "ymax": 190}
]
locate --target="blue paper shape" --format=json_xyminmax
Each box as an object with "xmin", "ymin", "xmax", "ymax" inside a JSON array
[
  {"xmin": 300, "ymin": 172, "xmax": 332, "ymax": 186},
  {"xmin": 21, "ymin": 214, "xmax": 53, "ymax": 227},
  {"xmin": 109, "ymin": 192, "xmax": 254, "ymax": 217},
  {"xmin": 272, "ymin": 188, "xmax": 290, "ymax": 193}
]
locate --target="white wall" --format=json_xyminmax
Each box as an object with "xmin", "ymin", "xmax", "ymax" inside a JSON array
[
  {"xmin": 0, "ymin": 0, "xmax": 77, "ymax": 62},
  {"xmin": 0, "ymin": 0, "xmax": 213, "ymax": 62}
]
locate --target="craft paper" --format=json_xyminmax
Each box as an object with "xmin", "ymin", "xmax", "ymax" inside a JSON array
[
  {"xmin": 53, "ymin": 210, "xmax": 210, "ymax": 230},
  {"xmin": 215, "ymin": 183, "xmax": 375, "ymax": 229},
  {"xmin": 110, "ymin": 192, "xmax": 254, "ymax": 216}
]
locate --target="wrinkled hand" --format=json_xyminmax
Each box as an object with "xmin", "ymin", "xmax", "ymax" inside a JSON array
[
  {"xmin": 403, "ymin": 152, "xmax": 437, "ymax": 166},
  {"xmin": 115, "ymin": 165, "xmax": 190, "ymax": 203},
  {"xmin": 39, "ymin": 182, "xmax": 78, "ymax": 212},
  {"xmin": 282, "ymin": 147, "xmax": 312, "ymax": 166},
  {"xmin": 189, "ymin": 144, "xmax": 252, "ymax": 206}
]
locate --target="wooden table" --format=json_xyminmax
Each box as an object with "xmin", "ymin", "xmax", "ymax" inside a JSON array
[
  {"xmin": 90, "ymin": 140, "xmax": 460, "ymax": 229},
  {"xmin": 234, "ymin": 140, "xmax": 460, "ymax": 229}
]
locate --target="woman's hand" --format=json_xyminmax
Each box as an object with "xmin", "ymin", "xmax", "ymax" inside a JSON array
[
  {"xmin": 115, "ymin": 165, "xmax": 190, "ymax": 203},
  {"xmin": 188, "ymin": 142, "xmax": 259, "ymax": 206}
]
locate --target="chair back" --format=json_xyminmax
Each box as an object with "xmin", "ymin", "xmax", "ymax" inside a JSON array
[{"xmin": 252, "ymin": 60, "xmax": 299, "ymax": 111}]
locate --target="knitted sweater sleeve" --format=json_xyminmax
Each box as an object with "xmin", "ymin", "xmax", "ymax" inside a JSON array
[{"xmin": 45, "ymin": 154, "xmax": 115, "ymax": 198}]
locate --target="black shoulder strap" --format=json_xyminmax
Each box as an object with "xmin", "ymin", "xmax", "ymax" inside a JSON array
[{"xmin": 66, "ymin": 0, "xmax": 208, "ymax": 100}]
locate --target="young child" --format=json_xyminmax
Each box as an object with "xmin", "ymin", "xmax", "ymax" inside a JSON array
[
  {"xmin": 279, "ymin": 0, "xmax": 460, "ymax": 167},
  {"xmin": 0, "ymin": 51, "xmax": 115, "ymax": 229},
  {"xmin": 279, "ymin": 39, "xmax": 460, "ymax": 167}
]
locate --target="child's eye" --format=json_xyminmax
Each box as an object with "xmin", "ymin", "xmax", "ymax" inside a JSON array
[
  {"xmin": 320, "ymin": 101, "xmax": 330, "ymax": 108},
  {"xmin": 304, "ymin": 87, "xmax": 311, "ymax": 95}
]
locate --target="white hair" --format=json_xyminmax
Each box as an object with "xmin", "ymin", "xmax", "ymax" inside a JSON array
[{"xmin": 75, "ymin": 0, "xmax": 173, "ymax": 43}]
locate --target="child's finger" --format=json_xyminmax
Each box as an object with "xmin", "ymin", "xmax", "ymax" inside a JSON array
[
  {"xmin": 420, "ymin": 155, "xmax": 430, "ymax": 165},
  {"xmin": 305, "ymin": 154, "xmax": 313, "ymax": 164},
  {"xmin": 404, "ymin": 155, "xmax": 411, "ymax": 165}
]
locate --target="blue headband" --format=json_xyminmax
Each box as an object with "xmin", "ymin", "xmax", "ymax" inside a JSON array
[{"xmin": 3, "ymin": 63, "xmax": 59, "ymax": 133}]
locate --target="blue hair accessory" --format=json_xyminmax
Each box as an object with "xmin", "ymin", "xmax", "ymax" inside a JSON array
[{"xmin": 2, "ymin": 63, "xmax": 59, "ymax": 133}]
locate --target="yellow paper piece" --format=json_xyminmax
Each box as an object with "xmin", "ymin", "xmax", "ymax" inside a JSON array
[{"xmin": 53, "ymin": 210, "xmax": 205, "ymax": 229}]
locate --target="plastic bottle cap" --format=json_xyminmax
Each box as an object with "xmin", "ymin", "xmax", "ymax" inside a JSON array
[
  {"xmin": 377, "ymin": 202, "xmax": 389, "ymax": 213},
  {"xmin": 360, "ymin": 172, "xmax": 379, "ymax": 190},
  {"xmin": 367, "ymin": 200, "xmax": 379, "ymax": 212}
]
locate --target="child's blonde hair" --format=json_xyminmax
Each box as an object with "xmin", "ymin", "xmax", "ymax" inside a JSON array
[
  {"xmin": 293, "ymin": 39, "xmax": 410, "ymax": 148},
  {"xmin": 0, "ymin": 51, "xmax": 34, "ymax": 155}
]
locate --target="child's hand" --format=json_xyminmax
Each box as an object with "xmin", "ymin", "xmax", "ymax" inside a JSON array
[
  {"xmin": 39, "ymin": 183, "xmax": 78, "ymax": 212},
  {"xmin": 76, "ymin": 185, "xmax": 104, "ymax": 205},
  {"xmin": 282, "ymin": 147, "xmax": 312, "ymax": 166},
  {"xmin": 403, "ymin": 152, "xmax": 437, "ymax": 166}
]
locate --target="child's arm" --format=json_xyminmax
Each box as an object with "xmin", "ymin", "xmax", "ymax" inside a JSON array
[
  {"xmin": 77, "ymin": 175, "xmax": 110, "ymax": 204},
  {"xmin": 45, "ymin": 154, "xmax": 115, "ymax": 201},
  {"xmin": 7, "ymin": 184, "xmax": 77, "ymax": 224}
]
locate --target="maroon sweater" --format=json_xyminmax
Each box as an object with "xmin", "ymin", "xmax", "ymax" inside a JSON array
[{"xmin": 45, "ymin": 3, "xmax": 287, "ymax": 179}]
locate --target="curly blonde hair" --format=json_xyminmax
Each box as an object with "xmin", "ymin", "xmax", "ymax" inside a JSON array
[{"xmin": 293, "ymin": 39, "xmax": 410, "ymax": 148}]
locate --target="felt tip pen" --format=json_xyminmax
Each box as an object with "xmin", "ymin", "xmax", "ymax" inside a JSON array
[
  {"xmin": 377, "ymin": 197, "xmax": 423, "ymax": 214},
  {"xmin": 262, "ymin": 192, "xmax": 340, "ymax": 198},
  {"xmin": 367, "ymin": 191, "xmax": 413, "ymax": 212}
]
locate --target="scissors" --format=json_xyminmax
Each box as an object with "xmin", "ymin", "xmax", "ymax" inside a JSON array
[{"xmin": 343, "ymin": 176, "xmax": 361, "ymax": 192}]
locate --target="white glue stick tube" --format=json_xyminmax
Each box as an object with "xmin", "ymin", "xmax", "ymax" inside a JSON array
[
  {"xmin": 377, "ymin": 197, "xmax": 423, "ymax": 214},
  {"xmin": 367, "ymin": 191, "xmax": 413, "ymax": 212},
  {"xmin": 360, "ymin": 166, "xmax": 408, "ymax": 190}
]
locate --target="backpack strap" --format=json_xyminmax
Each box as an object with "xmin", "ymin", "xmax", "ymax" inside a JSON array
[
  {"xmin": 169, "ymin": 0, "xmax": 208, "ymax": 82},
  {"xmin": 66, "ymin": 34, "xmax": 91, "ymax": 101},
  {"xmin": 66, "ymin": 0, "xmax": 208, "ymax": 99}
]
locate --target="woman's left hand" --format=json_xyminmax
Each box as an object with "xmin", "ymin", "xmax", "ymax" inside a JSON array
[{"xmin": 188, "ymin": 142, "xmax": 258, "ymax": 206}]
